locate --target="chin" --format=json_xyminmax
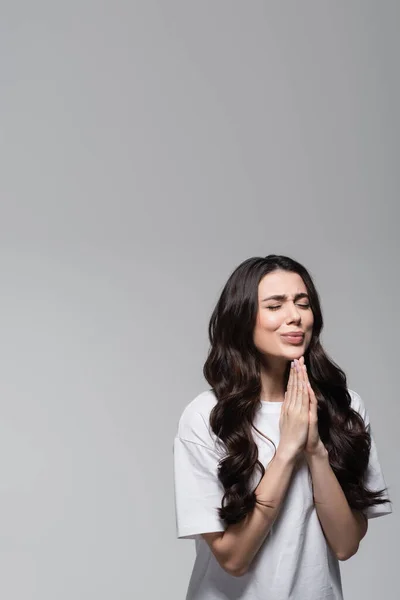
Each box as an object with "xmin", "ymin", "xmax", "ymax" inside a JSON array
[{"xmin": 284, "ymin": 348, "xmax": 305, "ymax": 358}]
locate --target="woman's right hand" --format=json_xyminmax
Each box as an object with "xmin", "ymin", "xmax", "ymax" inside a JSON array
[{"xmin": 278, "ymin": 359, "xmax": 309, "ymax": 461}]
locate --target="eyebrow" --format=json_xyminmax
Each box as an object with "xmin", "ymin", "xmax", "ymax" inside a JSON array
[{"xmin": 261, "ymin": 293, "xmax": 310, "ymax": 302}]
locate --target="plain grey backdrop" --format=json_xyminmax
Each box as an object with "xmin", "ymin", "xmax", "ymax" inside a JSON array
[{"xmin": 0, "ymin": 1, "xmax": 398, "ymax": 598}]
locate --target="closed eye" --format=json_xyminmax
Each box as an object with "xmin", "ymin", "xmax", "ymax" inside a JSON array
[{"xmin": 267, "ymin": 304, "xmax": 310, "ymax": 310}]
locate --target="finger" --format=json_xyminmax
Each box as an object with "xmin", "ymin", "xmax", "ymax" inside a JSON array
[
  {"xmin": 282, "ymin": 363, "xmax": 290, "ymax": 413},
  {"xmin": 301, "ymin": 364, "xmax": 309, "ymax": 411},
  {"xmin": 294, "ymin": 360, "xmax": 303, "ymax": 408},
  {"xmin": 304, "ymin": 372, "xmax": 318, "ymax": 423},
  {"xmin": 310, "ymin": 388, "xmax": 317, "ymax": 418},
  {"xmin": 308, "ymin": 384, "xmax": 318, "ymax": 429},
  {"xmin": 301, "ymin": 364, "xmax": 309, "ymax": 412},
  {"xmin": 287, "ymin": 361, "xmax": 297, "ymax": 412},
  {"xmin": 302, "ymin": 363, "xmax": 313, "ymax": 401},
  {"xmin": 303, "ymin": 365, "xmax": 315, "ymax": 405},
  {"xmin": 295, "ymin": 362, "xmax": 303, "ymax": 411},
  {"xmin": 308, "ymin": 380, "xmax": 317, "ymax": 409},
  {"xmin": 285, "ymin": 361, "xmax": 295, "ymax": 413},
  {"xmin": 303, "ymin": 363, "xmax": 310, "ymax": 386}
]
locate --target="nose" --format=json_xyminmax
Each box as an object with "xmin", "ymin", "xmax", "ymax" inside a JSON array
[{"xmin": 286, "ymin": 302, "xmax": 301, "ymax": 323}]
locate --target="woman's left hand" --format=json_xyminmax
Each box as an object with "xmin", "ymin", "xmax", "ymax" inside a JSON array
[{"xmin": 298, "ymin": 356, "xmax": 328, "ymax": 459}]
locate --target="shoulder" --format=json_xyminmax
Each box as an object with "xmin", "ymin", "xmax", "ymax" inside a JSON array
[
  {"xmin": 176, "ymin": 389, "xmax": 220, "ymax": 448},
  {"xmin": 348, "ymin": 388, "xmax": 370, "ymax": 426}
]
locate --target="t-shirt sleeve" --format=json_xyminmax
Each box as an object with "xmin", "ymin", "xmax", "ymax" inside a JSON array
[
  {"xmin": 173, "ymin": 409, "xmax": 227, "ymax": 540},
  {"xmin": 349, "ymin": 389, "xmax": 393, "ymax": 520}
]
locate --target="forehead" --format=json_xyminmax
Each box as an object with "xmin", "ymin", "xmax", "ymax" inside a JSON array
[{"xmin": 258, "ymin": 271, "xmax": 307, "ymax": 298}]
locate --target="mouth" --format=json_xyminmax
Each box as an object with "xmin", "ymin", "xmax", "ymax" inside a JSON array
[{"xmin": 281, "ymin": 334, "xmax": 304, "ymax": 344}]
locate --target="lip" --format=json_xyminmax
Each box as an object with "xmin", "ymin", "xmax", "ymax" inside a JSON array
[
  {"xmin": 281, "ymin": 333, "xmax": 304, "ymax": 344},
  {"xmin": 281, "ymin": 332, "xmax": 304, "ymax": 337}
]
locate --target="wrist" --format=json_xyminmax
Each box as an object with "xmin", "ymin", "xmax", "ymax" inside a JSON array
[
  {"xmin": 305, "ymin": 445, "xmax": 329, "ymax": 463},
  {"xmin": 275, "ymin": 446, "xmax": 301, "ymax": 466}
]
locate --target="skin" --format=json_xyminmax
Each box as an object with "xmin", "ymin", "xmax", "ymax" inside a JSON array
[
  {"xmin": 287, "ymin": 355, "xmax": 327, "ymax": 457},
  {"xmin": 253, "ymin": 269, "xmax": 325, "ymax": 456},
  {"xmin": 253, "ymin": 269, "xmax": 314, "ymax": 403}
]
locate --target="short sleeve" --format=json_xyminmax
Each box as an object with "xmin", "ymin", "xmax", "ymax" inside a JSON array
[
  {"xmin": 349, "ymin": 389, "xmax": 393, "ymax": 520},
  {"xmin": 173, "ymin": 436, "xmax": 226, "ymax": 539},
  {"xmin": 173, "ymin": 396, "xmax": 229, "ymax": 540}
]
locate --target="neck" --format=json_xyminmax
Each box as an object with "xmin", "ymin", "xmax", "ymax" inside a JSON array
[{"xmin": 259, "ymin": 358, "xmax": 290, "ymax": 402}]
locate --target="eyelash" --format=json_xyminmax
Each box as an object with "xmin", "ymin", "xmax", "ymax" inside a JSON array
[{"xmin": 267, "ymin": 304, "xmax": 310, "ymax": 311}]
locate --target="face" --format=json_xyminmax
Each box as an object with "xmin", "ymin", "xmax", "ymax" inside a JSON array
[{"xmin": 253, "ymin": 270, "xmax": 314, "ymax": 362}]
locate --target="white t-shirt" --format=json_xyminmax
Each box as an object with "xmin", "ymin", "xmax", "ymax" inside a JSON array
[{"xmin": 173, "ymin": 388, "xmax": 392, "ymax": 600}]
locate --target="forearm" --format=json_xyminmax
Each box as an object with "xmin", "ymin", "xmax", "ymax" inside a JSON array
[
  {"xmin": 218, "ymin": 448, "xmax": 297, "ymax": 576},
  {"xmin": 306, "ymin": 450, "xmax": 366, "ymax": 560}
]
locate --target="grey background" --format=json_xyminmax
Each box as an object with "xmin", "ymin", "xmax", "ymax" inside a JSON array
[{"xmin": 0, "ymin": 1, "xmax": 398, "ymax": 598}]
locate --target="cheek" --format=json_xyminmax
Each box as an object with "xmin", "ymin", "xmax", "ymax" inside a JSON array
[
  {"xmin": 259, "ymin": 312, "xmax": 283, "ymax": 330},
  {"xmin": 305, "ymin": 316, "xmax": 314, "ymax": 337}
]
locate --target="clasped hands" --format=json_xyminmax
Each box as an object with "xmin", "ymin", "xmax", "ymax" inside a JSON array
[{"xmin": 285, "ymin": 356, "xmax": 328, "ymax": 460}]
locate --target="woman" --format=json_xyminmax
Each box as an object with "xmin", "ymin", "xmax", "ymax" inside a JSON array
[{"xmin": 173, "ymin": 254, "xmax": 392, "ymax": 600}]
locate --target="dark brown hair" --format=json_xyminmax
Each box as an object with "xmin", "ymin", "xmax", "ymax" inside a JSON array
[{"xmin": 203, "ymin": 254, "xmax": 390, "ymax": 525}]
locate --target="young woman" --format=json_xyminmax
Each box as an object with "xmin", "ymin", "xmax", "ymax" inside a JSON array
[{"xmin": 173, "ymin": 254, "xmax": 392, "ymax": 600}]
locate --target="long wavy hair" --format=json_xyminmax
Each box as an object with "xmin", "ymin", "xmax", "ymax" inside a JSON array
[{"xmin": 203, "ymin": 254, "xmax": 390, "ymax": 525}]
